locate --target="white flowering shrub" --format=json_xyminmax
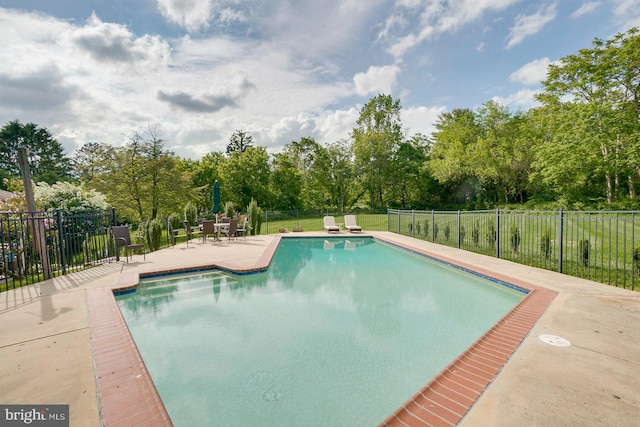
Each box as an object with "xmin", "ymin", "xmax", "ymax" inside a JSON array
[{"xmin": 34, "ymin": 181, "xmax": 109, "ymax": 212}]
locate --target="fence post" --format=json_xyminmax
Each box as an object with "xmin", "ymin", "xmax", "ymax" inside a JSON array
[
  {"xmin": 496, "ymin": 208, "xmax": 500, "ymax": 258},
  {"xmin": 558, "ymin": 209, "xmax": 564, "ymax": 274},
  {"xmin": 397, "ymin": 210, "xmax": 401, "ymax": 234},
  {"xmin": 411, "ymin": 210, "xmax": 415, "ymax": 237},
  {"xmin": 457, "ymin": 210, "xmax": 461, "ymax": 249},
  {"xmin": 431, "ymin": 210, "xmax": 435, "ymax": 242},
  {"xmin": 56, "ymin": 210, "xmax": 67, "ymax": 275}
]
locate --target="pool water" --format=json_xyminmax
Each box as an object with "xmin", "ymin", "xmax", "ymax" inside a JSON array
[{"xmin": 116, "ymin": 237, "xmax": 524, "ymax": 426}]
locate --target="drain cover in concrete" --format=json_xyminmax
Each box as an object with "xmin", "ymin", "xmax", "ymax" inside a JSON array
[{"xmin": 538, "ymin": 334, "xmax": 571, "ymax": 347}]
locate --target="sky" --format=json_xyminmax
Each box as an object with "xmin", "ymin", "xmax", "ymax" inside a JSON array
[{"xmin": 0, "ymin": 1, "xmax": 639, "ymax": 160}]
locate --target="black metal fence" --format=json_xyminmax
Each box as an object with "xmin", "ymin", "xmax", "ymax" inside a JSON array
[
  {"xmin": 1, "ymin": 209, "xmax": 117, "ymax": 291},
  {"xmin": 389, "ymin": 209, "xmax": 639, "ymax": 290}
]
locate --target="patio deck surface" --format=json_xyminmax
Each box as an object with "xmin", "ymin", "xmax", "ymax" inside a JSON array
[{"xmin": 1, "ymin": 231, "xmax": 638, "ymax": 426}]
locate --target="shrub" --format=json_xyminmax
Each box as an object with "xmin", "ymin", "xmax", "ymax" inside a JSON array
[
  {"xmin": 184, "ymin": 202, "xmax": 197, "ymax": 225},
  {"xmin": 487, "ymin": 223, "xmax": 496, "ymax": 249},
  {"xmin": 168, "ymin": 212, "xmax": 182, "ymax": 230},
  {"xmin": 510, "ymin": 225, "xmax": 521, "ymax": 253},
  {"xmin": 578, "ymin": 239, "xmax": 590, "ymax": 266},
  {"xmin": 444, "ymin": 223, "xmax": 451, "ymax": 241},
  {"xmin": 433, "ymin": 223, "xmax": 439, "ymax": 240},
  {"xmin": 224, "ymin": 201, "xmax": 236, "ymax": 218},
  {"xmin": 415, "ymin": 220, "xmax": 421, "ymax": 235},
  {"xmin": 634, "ymin": 246, "xmax": 640, "ymax": 278},
  {"xmin": 247, "ymin": 198, "xmax": 263, "ymax": 235},
  {"xmin": 540, "ymin": 229, "xmax": 552, "ymax": 260},
  {"xmin": 472, "ymin": 221, "xmax": 480, "ymax": 247},
  {"xmin": 459, "ymin": 225, "xmax": 465, "ymax": 246},
  {"xmin": 423, "ymin": 220, "xmax": 429, "ymax": 237},
  {"xmin": 147, "ymin": 218, "xmax": 163, "ymax": 251}
]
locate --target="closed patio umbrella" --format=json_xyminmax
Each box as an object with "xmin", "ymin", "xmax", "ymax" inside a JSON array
[{"xmin": 212, "ymin": 180, "xmax": 221, "ymax": 214}]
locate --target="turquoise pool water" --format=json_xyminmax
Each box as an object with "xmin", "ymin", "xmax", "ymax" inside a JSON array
[{"xmin": 116, "ymin": 237, "xmax": 524, "ymax": 426}]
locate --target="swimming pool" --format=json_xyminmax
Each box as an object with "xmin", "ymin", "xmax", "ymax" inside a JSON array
[{"xmin": 115, "ymin": 237, "xmax": 525, "ymax": 426}]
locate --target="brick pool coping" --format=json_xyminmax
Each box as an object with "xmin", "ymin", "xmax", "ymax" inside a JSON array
[{"xmin": 87, "ymin": 234, "xmax": 557, "ymax": 426}]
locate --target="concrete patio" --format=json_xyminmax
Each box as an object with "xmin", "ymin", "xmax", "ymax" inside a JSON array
[{"xmin": 0, "ymin": 232, "xmax": 638, "ymax": 426}]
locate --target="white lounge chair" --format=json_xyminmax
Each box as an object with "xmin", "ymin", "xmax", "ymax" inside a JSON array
[
  {"xmin": 323, "ymin": 216, "xmax": 340, "ymax": 233},
  {"xmin": 344, "ymin": 215, "xmax": 362, "ymax": 232}
]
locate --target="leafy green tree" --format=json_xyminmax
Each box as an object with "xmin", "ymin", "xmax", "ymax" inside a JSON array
[
  {"xmin": 352, "ymin": 94, "xmax": 403, "ymax": 208},
  {"xmin": 74, "ymin": 128, "xmax": 192, "ymax": 222},
  {"xmin": 428, "ymin": 108, "xmax": 481, "ymax": 204},
  {"xmin": 0, "ymin": 120, "xmax": 73, "ymax": 184},
  {"xmin": 226, "ymin": 129, "xmax": 254, "ymax": 154},
  {"xmin": 534, "ymin": 28, "xmax": 640, "ymax": 205},
  {"xmin": 270, "ymin": 151, "xmax": 303, "ymax": 210},
  {"xmin": 279, "ymin": 137, "xmax": 331, "ymax": 209},
  {"xmin": 220, "ymin": 146, "xmax": 271, "ymax": 209},
  {"xmin": 325, "ymin": 139, "xmax": 355, "ymax": 210},
  {"xmin": 180, "ymin": 151, "xmax": 224, "ymax": 214}
]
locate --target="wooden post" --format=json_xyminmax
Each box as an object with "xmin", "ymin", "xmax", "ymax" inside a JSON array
[{"xmin": 18, "ymin": 147, "xmax": 52, "ymax": 280}]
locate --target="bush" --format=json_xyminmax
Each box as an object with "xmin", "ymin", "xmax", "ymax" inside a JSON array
[
  {"xmin": 247, "ymin": 198, "xmax": 263, "ymax": 235},
  {"xmin": 487, "ymin": 223, "xmax": 496, "ymax": 249},
  {"xmin": 184, "ymin": 202, "xmax": 197, "ymax": 225},
  {"xmin": 168, "ymin": 212, "xmax": 183, "ymax": 230},
  {"xmin": 459, "ymin": 225, "xmax": 465, "ymax": 246},
  {"xmin": 540, "ymin": 229, "xmax": 552, "ymax": 260},
  {"xmin": 444, "ymin": 223, "xmax": 451, "ymax": 241},
  {"xmin": 472, "ymin": 221, "xmax": 480, "ymax": 247},
  {"xmin": 634, "ymin": 246, "xmax": 640, "ymax": 278},
  {"xmin": 433, "ymin": 223, "xmax": 439, "ymax": 240},
  {"xmin": 224, "ymin": 201, "xmax": 236, "ymax": 218},
  {"xmin": 578, "ymin": 239, "xmax": 590, "ymax": 266},
  {"xmin": 510, "ymin": 225, "xmax": 521, "ymax": 253},
  {"xmin": 423, "ymin": 220, "xmax": 429, "ymax": 237}
]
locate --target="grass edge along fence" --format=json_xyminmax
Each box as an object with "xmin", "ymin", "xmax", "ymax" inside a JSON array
[
  {"xmin": 261, "ymin": 209, "xmax": 388, "ymax": 235},
  {"xmin": 389, "ymin": 209, "xmax": 639, "ymax": 291}
]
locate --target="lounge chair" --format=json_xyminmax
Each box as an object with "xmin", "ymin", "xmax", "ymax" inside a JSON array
[
  {"xmin": 344, "ymin": 215, "xmax": 362, "ymax": 233},
  {"xmin": 112, "ymin": 225, "xmax": 145, "ymax": 262},
  {"xmin": 323, "ymin": 216, "xmax": 340, "ymax": 233}
]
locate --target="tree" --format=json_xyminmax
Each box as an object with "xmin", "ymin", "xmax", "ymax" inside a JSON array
[
  {"xmin": 219, "ymin": 146, "xmax": 271, "ymax": 209},
  {"xmin": 352, "ymin": 94, "xmax": 403, "ymax": 208},
  {"xmin": 226, "ymin": 129, "xmax": 254, "ymax": 154},
  {"xmin": 270, "ymin": 152, "xmax": 303, "ymax": 210},
  {"xmin": 74, "ymin": 127, "xmax": 193, "ymax": 222},
  {"xmin": 534, "ymin": 28, "xmax": 640, "ymax": 205},
  {"xmin": 428, "ymin": 108, "xmax": 481, "ymax": 204},
  {"xmin": 0, "ymin": 120, "xmax": 73, "ymax": 184}
]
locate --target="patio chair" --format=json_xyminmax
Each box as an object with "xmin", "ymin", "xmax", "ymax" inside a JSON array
[
  {"xmin": 222, "ymin": 218, "xmax": 238, "ymax": 241},
  {"xmin": 201, "ymin": 220, "xmax": 217, "ymax": 243},
  {"xmin": 112, "ymin": 225, "xmax": 145, "ymax": 262},
  {"xmin": 323, "ymin": 216, "xmax": 340, "ymax": 233},
  {"xmin": 183, "ymin": 221, "xmax": 202, "ymax": 246},
  {"xmin": 236, "ymin": 219, "xmax": 249, "ymax": 238},
  {"xmin": 168, "ymin": 222, "xmax": 187, "ymax": 246},
  {"xmin": 344, "ymin": 215, "xmax": 362, "ymax": 233}
]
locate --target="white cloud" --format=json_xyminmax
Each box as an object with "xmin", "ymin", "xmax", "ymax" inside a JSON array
[
  {"xmin": 506, "ymin": 3, "xmax": 557, "ymax": 49},
  {"xmin": 156, "ymin": 0, "xmax": 214, "ymax": 32},
  {"xmin": 401, "ymin": 105, "xmax": 446, "ymax": 138},
  {"xmin": 492, "ymin": 88, "xmax": 540, "ymax": 108},
  {"xmin": 570, "ymin": 2, "xmax": 601, "ymax": 19},
  {"xmin": 509, "ymin": 57, "xmax": 554, "ymax": 85},
  {"xmin": 388, "ymin": 0, "xmax": 522, "ymax": 58},
  {"xmin": 476, "ymin": 41, "xmax": 485, "ymax": 52},
  {"xmin": 611, "ymin": 0, "xmax": 640, "ymax": 30},
  {"xmin": 353, "ymin": 65, "xmax": 401, "ymax": 96}
]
